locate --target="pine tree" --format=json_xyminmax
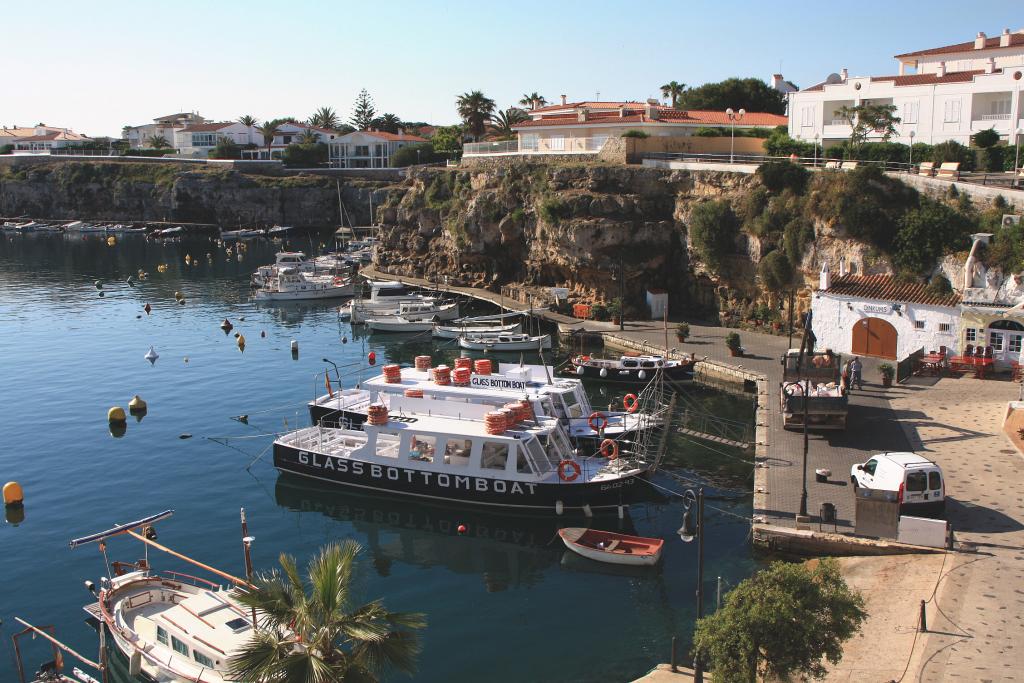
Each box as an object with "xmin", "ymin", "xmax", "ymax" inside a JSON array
[{"xmin": 350, "ymin": 89, "xmax": 377, "ymax": 130}]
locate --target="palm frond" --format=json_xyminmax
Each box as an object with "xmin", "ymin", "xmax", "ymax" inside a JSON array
[
  {"xmin": 279, "ymin": 650, "xmax": 340, "ymax": 683},
  {"xmin": 350, "ymin": 630, "xmax": 423, "ymax": 677},
  {"xmin": 226, "ymin": 628, "xmax": 292, "ymax": 682},
  {"xmin": 232, "ymin": 573, "xmax": 298, "ymax": 629}
]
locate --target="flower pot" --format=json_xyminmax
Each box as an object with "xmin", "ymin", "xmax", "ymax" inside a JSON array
[
  {"xmin": 882, "ymin": 376, "xmax": 893, "ymax": 388},
  {"xmin": 728, "ymin": 348, "xmax": 741, "ymax": 357},
  {"xmin": 772, "ymin": 322, "xmax": 782, "ymax": 331},
  {"xmin": 612, "ymin": 316, "xmax": 621, "ymax": 326},
  {"xmin": 676, "ymin": 334, "xmax": 687, "ymax": 343}
]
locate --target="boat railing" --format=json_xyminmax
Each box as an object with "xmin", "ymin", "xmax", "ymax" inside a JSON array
[{"xmin": 162, "ymin": 570, "xmax": 222, "ymax": 590}]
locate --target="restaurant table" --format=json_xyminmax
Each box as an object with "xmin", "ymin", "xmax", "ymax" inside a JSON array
[
  {"xmin": 920, "ymin": 353, "xmax": 946, "ymax": 376},
  {"xmin": 949, "ymin": 356, "xmax": 995, "ymax": 379}
]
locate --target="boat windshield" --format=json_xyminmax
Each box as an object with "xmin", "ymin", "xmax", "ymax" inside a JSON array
[{"xmin": 527, "ymin": 435, "xmax": 561, "ymax": 472}]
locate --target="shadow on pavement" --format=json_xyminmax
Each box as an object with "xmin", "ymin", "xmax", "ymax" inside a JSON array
[{"xmin": 947, "ymin": 498, "xmax": 1024, "ymax": 535}]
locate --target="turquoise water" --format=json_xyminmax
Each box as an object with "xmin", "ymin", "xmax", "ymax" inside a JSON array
[{"xmin": 0, "ymin": 234, "xmax": 758, "ymax": 683}]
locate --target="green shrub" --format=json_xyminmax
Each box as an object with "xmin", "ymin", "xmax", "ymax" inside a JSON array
[
  {"xmin": 282, "ymin": 143, "xmax": 327, "ymax": 167},
  {"xmin": 976, "ymin": 146, "xmax": 1004, "ymax": 172},
  {"xmin": 725, "ymin": 332, "xmax": 742, "ymax": 350},
  {"xmin": 591, "ymin": 303, "xmax": 609, "ymax": 321},
  {"xmin": 208, "ymin": 138, "xmax": 241, "ymax": 160},
  {"xmin": 620, "ymin": 130, "xmax": 650, "ymax": 139},
  {"xmin": 783, "ymin": 217, "xmax": 814, "ymax": 267},
  {"xmin": 539, "ymin": 196, "xmax": 569, "ymax": 224},
  {"xmin": 391, "ymin": 142, "xmax": 439, "ymax": 167},
  {"xmin": 892, "ymin": 198, "xmax": 973, "ymax": 275},
  {"xmin": 985, "ymin": 218, "xmax": 1024, "ymax": 273},
  {"xmin": 972, "ymin": 127, "xmax": 1000, "ymax": 149},
  {"xmin": 757, "ymin": 250, "xmax": 793, "ymax": 292},
  {"xmin": 694, "ymin": 126, "xmax": 727, "ymax": 137},
  {"xmin": 756, "ymin": 160, "xmax": 809, "ymax": 194},
  {"xmin": 807, "ymin": 165, "xmax": 919, "ymax": 251},
  {"xmin": 931, "ymin": 140, "xmax": 975, "ymax": 171},
  {"xmin": 124, "ymin": 148, "xmax": 174, "ymax": 157},
  {"xmin": 926, "ymin": 274, "xmax": 953, "ymax": 298},
  {"xmin": 688, "ymin": 200, "xmax": 739, "ymax": 270},
  {"xmin": 676, "ymin": 322, "xmax": 690, "ymax": 339},
  {"xmin": 763, "ymin": 129, "xmax": 814, "ymax": 157},
  {"xmin": 0, "ymin": 144, "xmax": 13, "ymax": 155}
]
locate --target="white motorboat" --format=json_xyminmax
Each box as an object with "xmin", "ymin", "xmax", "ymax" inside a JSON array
[
  {"xmin": 309, "ymin": 362, "xmax": 661, "ymax": 442},
  {"xmin": 366, "ymin": 317, "xmax": 436, "ymax": 333},
  {"xmin": 64, "ymin": 221, "xmax": 107, "ymax": 233},
  {"xmin": 345, "ymin": 281, "xmax": 458, "ymax": 323},
  {"xmin": 154, "ymin": 226, "xmax": 185, "ymax": 238},
  {"xmin": 459, "ymin": 333, "xmax": 552, "ymax": 351},
  {"xmin": 105, "ymin": 224, "xmax": 147, "ymax": 234},
  {"xmin": 251, "ymin": 251, "xmax": 348, "ymax": 287},
  {"xmin": 2, "ymin": 221, "xmax": 37, "ymax": 233},
  {"xmin": 276, "ymin": 405, "xmax": 654, "ymax": 510},
  {"xmin": 254, "ymin": 268, "xmax": 355, "ymax": 301},
  {"xmin": 71, "ymin": 510, "xmax": 285, "ymax": 683},
  {"xmin": 268, "ymin": 224, "xmax": 295, "ymax": 237},
  {"xmin": 30, "ymin": 222, "xmax": 62, "ymax": 232},
  {"xmin": 433, "ymin": 321, "xmax": 522, "ymax": 339},
  {"xmin": 221, "ymin": 228, "xmax": 265, "ymax": 240}
]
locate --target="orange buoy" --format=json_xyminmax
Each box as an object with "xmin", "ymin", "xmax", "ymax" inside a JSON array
[
  {"xmin": 600, "ymin": 438, "xmax": 619, "ymax": 460},
  {"xmin": 3, "ymin": 481, "xmax": 24, "ymax": 506}
]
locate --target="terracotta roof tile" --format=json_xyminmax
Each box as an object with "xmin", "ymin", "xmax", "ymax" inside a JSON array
[
  {"xmin": 180, "ymin": 122, "xmax": 238, "ymax": 132},
  {"xmin": 895, "ymin": 32, "xmax": 1024, "ymax": 58},
  {"xmin": 870, "ymin": 70, "xmax": 992, "ymax": 86},
  {"xmin": 513, "ymin": 108, "xmax": 786, "ymax": 129},
  {"xmin": 357, "ymin": 131, "xmax": 428, "ymax": 142},
  {"xmin": 820, "ymin": 275, "xmax": 961, "ymax": 307}
]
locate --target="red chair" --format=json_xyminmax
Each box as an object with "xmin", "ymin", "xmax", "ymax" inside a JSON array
[
  {"xmin": 984, "ymin": 346, "xmax": 994, "ymax": 358},
  {"xmin": 964, "ymin": 344, "xmax": 974, "ymax": 357}
]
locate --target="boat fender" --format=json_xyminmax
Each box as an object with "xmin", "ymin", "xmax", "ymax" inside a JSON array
[
  {"xmin": 576, "ymin": 365, "xmax": 585, "ymax": 376},
  {"xmin": 129, "ymin": 651, "xmax": 142, "ymax": 677},
  {"xmin": 599, "ymin": 367, "xmax": 608, "ymax": 378},
  {"xmin": 587, "ymin": 412, "xmax": 608, "ymax": 432},
  {"xmin": 325, "ymin": 374, "xmax": 334, "ymax": 398},
  {"xmin": 291, "ymin": 340, "xmax": 299, "ymax": 352},
  {"xmin": 220, "ymin": 318, "xmax": 233, "ymax": 331},
  {"xmin": 600, "ymin": 439, "xmax": 619, "ymax": 460},
  {"xmin": 107, "ymin": 236, "xmax": 116, "ymax": 247},
  {"xmin": 143, "ymin": 303, "xmax": 151, "ymax": 315},
  {"xmin": 582, "ymin": 504, "xmax": 593, "ymax": 518},
  {"xmin": 368, "ymin": 351, "xmax": 376, "ymax": 365},
  {"xmin": 558, "ymin": 460, "xmax": 581, "ymax": 482},
  {"xmin": 457, "ymin": 524, "xmax": 467, "ymax": 535},
  {"xmin": 174, "ymin": 291, "xmax": 183, "ymax": 300},
  {"xmin": 94, "ymin": 280, "xmax": 102, "ymax": 289},
  {"xmin": 623, "ymin": 393, "xmax": 640, "ymax": 414},
  {"xmin": 237, "ymin": 334, "xmax": 246, "ymax": 351},
  {"xmin": 261, "ymin": 330, "xmax": 267, "ymax": 338},
  {"xmin": 555, "ymin": 500, "xmax": 565, "ymax": 515},
  {"xmin": 341, "ymin": 336, "xmax": 347, "ymax": 344},
  {"xmin": 638, "ymin": 370, "xmax": 646, "ymax": 380}
]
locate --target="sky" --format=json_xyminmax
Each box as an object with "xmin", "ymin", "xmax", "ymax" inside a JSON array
[{"xmin": 2, "ymin": 0, "xmax": 1022, "ymax": 138}]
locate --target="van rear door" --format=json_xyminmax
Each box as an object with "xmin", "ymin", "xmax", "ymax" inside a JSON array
[
  {"xmin": 904, "ymin": 470, "xmax": 928, "ymax": 503},
  {"xmin": 927, "ymin": 470, "xmax": 943, "ymax": 501}
]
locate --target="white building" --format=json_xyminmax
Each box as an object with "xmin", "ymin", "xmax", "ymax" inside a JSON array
[
  {"xmin": 173, "ymin": 122, "xmax": 259, "ymax": 158},
  {"xmin": 124, "ymin": 112, "xmax": 206, "ymax": 150},
  {"xmin": 0, "ymin": 125, "xmax": 92, "ymax": 152},
  {"xmin": 243, "ymin": 122, "xmax": 339, "ymax": 160},
  {"xmin": 811, "ymin": 265, "xmax": 961, "ymax": 361},
  {"xmin": 328, "ymin": 130, "xmax": 428, "ymax": 168},
  {"xmin": 788, "ymin": 27, "xmax": 1024, "ymax": 147}
]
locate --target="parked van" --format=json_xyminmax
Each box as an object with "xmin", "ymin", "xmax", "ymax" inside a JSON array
[{"xmin": 850, "ymin": 452, "xmax": 945, "ymax": 515}]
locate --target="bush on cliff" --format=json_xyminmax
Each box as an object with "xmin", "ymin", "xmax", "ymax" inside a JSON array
[
  {"xmin": 807, "ymin": 165, "xmax": 917, "ymax": 251},
  {"xmin": 391, "ymin": 143, "xmax": 440, "ymax": 167},
  {"xmin": 892, "ymin": 198, "xmax": 973, "ymax": 275},
  {"xmin": 282, "ymin": 142, "xmax": 328, "ymax": 167},
  {"xmin": 0, "ymin": 144, "xmax": 13, "ymax": 155},
  {"xmin": 756, "ymin": 160, "xmax": 809, "ymax": 194},
  {"xmin": 688, "ymin": 200, "xmax": 739, "ymax": 270},
  {"xmin": 208, "ymin": 138, "xmax": 241, "ymax": 160},
  {"xmin": 757, "ymin": 250, "xmax": 794, "ymax": 292}
]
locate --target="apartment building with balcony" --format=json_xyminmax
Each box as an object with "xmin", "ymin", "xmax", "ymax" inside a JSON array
[
  {"xmin": 788, "ymin": 28, "xmax": 1024, "ymax": 147},
  {"xmin": 327, "ymin": 130, "xmax": 427, "ymax": 168},
  {"xmin": 242, "ymin": 122, "xmax": 341, "ymax": 159},
  {"xmin": 1, "ymin": 125, "xmax": 91, "ymax": 151},
  {"xmin": 123, "ymin": 112, "xmax": 206, "ymax": 150},
  {"xmin": 173, "ymin": 122, "xmax": 259, "ymax": 157}
]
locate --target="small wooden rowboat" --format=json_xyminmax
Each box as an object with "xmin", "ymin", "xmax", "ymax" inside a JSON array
[{"xmin": 558, "ymin": 527, "xmax": 664, "ymax": 566}]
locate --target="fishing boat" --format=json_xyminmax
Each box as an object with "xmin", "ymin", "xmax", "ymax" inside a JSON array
[
  {"xmin": 433, "ymin": 321, "xmax": 522, "ymax": 339},
  {"xmin": 220, "ymin": 228, "xmax": 265, "ymax": 240},
  {"xmin": 254, "ymin": 268, "xmax": 354, "ymax": 301},
  {"xmin": 308, "ymin": 361, "xmax": 662, "ymax": 443},
  {"xmin": 267, "ymin": 224, "xmax": 295, "ymax": 237},
  {"xmin": 345, "ymin": 285, "xmax": 459, "ymax": 324},
  {"xmin": 557, "ymin": 527, "xmax": 664, "ymax": 566},
  {"xmin": 70, "ymin": 510, "xmax": 275, "ymax": 683},
  {"xmin": 566, "ymin": 353, "xmax": 695, "ymax": 383},
  {"xmin": 458, "ymin": 333, "xmax": 552, "ymax": 351},
  {"xmin": 2, "ymin": 221, "xmax": 37, "ymax": 233},
  {"xmin": 275, "ymin": 405, "xmax": 655, "ymax": 510},
  {"xmin": 63, "ymin": 221, "xmax": 107, "ymax": 233},
  {"xmin": 366, "ymin": 316, "xmax": 436, "ymax": 333},
  {"xmin": 153, "ymin": 226, "xmax": 184, "ymax": 238}
]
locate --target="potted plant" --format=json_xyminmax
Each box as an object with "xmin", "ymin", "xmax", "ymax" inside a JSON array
[
  {"xmin": 879, "ymin": 363, "xmax": 895, "ymax": 388},
  {"xmin": 607, "ymin": 298, "xmax": 623, "ymax": 326},
  {"xmin": 725, "ymin": 332, "xmax": 742, "ymax": 357},
  {"xmin": 591, "ymin": 303, "xmax": 609, "ymax": 322},
  {"xmin": 676, "ymin": 322, "xmax": 690, "ymax": 342}
]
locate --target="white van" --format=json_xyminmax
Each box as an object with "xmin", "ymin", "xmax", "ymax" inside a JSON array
[{"xmin": 850, "ymin": 452, "xmax": 945, "ymax": 515}]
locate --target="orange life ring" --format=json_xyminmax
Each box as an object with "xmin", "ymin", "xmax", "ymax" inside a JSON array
[
  {"xmin": 623, "ymin": 393, "xmax": 639, "ymax": 413},
  {"xmin": 332, "ymin": 276, "xmax": 342, "ymax": 285},
  {"xmin": 581, "ymin": 355, "xmax": 591, "ymax": 361},
  {"xmin": 588, "ymin": 412, "xmax": 608, "ymax": 432},
  {"xmin": 558, "ymin": 459, "xmax": 581, "ymax": 482},
  {"xmin": 600, "ymin": 438, "xmax": 619, "ymax": 460}
]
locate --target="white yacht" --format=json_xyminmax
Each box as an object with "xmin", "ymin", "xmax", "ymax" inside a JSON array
[
  {"xmin": 344, "ymin": 281, "xmax": 459, "ymax": 323},
  {"xmin": 433, "ymin": 321, "xmax": 522, "ymax": 339},
  {"xmin": 254, "ymin": 268, "xmax": 355, "ymax": 301},
  {"xmin": 309, "ymin": 362, "xmax": 659, "ymax": 442},
  {"xmin": 458, "ymin": 332, "xmax": 552, "ymax": 351},
  {"xmin": 366, "ymin": 317, "xmax": 436, "ymax": 333}
]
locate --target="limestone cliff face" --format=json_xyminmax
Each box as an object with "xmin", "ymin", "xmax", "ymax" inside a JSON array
[{"xmin": 0, "ymin": 161, "xmax": 400, "ymax": 227}]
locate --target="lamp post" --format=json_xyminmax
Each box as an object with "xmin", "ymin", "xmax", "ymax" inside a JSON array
[
  {"xmin": 678, "ymin": 488, "xmax": 706, "ymax": 683},
  {"xmin": 1015, "ymin": 128, "xmax": 1023, "ymax": 185},
  {"xmin": 813, "ymin": 134, "xmax": 820, "ymax": 167},
  {"xmin": 610, "ymin": 257, "xmax": 625, "ymax": 331},
  {"xmin": 725, "ymin": 108, "xmax": 745, "ymax": 163},
  {"xmin": 909, "ymin": 130, "xmax": 916, "ymax": 171}
]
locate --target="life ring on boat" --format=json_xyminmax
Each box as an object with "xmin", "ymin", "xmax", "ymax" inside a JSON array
[
  {"xmin": 558, "ymin": 459, "xmax": 581, "ymax": 482},
  {"xmin": 623, "ymin": 393, "xmax": 639, "ymax": 413},
  {"xmin": 332, "ymin": 276, "xmax": 343, "ymax": 285},
  {"xmin": 588, "ymin": 412, "xmax": 608, "ymax": 432},
  {"xmin": 600, "ymin": 438, "xmax": 619, "ymax": 460},
  {"xmin": 581, "ymin": 355, "xmax": 591, "ymax": 362}
]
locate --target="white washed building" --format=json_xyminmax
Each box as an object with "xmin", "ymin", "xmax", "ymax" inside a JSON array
[
  {"xmin": 173, "ymin": 122, "xmax": 259, "ymax": 157},
  {"xmin": 328, "ymin": 130, "xmax": 427, "ymax": 168},
  {"xmin": 788, "ymin": 28, "xmax": 1024, "ymax": 147},
  {"xmin": 811, "ymin": 266, "xmax": 961, "ymax": 361},
  {"xmin": 124, "ymin": 112, "xmax": 206, "ymax": 150},
  {"xmin": 242, "ymin": 122, "xmax": 340, "ymax": 160}
]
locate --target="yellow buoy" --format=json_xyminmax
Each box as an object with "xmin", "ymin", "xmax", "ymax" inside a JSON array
[
  {"xmin": 174, "ymin": 291, "xmax": 183, "ymax": 300},
  {"xmin": 107, "ymin": 236, "xmax": 116, "ymax": 247},
  {"xmin": 3, "ymin": 481, "xmax": 24, "ymax": 506},
  {"xmin": 237, "ymin": 334, "xmax": 246, "ymax": 350},
  {"xmin": 128, "ymin": 395, "xmax": 147, "ymax": 413},
  {"xmin": 108, "ymin": 406, "xmax": 127, "ymax": 424},
  {"xmin": 185, "ymin": 254, "xmax": 192, "ymax": 264}
]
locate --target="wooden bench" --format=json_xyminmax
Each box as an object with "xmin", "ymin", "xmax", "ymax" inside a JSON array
[
  {"xmin": 841, "ymin": 161, "xmax": 859, "ymax": 170},
  {"xmin": 824, "ymin": 160, "xmax": 841, "ymax": 170},
  {"xmin": 918, "ymin": 161, "xmax": 935, "ymax": 177},
  {"xmin": 937, "ymin": 162, "xmax": 960, "ymax": 180}
]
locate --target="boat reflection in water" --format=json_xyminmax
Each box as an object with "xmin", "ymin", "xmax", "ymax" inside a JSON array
[{"xmin": 274, "ymin": 475, "xmax": 641, "ymax": 591}]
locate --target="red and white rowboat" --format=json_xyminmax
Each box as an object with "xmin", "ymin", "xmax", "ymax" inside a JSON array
[{"xmin": 558, "ymin": 527, "xmax": 664, "ymax": 566}]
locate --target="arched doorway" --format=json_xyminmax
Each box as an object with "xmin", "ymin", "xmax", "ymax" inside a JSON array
[
  {"xmin": 852, "ymin": 317, "xmax": 897, "ymax": 360},
  {"xmin": 986, "ymin": 319, "xmax": 1024, "ymax": 364}
]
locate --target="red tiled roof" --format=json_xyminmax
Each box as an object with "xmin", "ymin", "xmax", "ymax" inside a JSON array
[
  {"xmin": 14, "ymin": 131, "xmax": 89, "ymax": 142},
  {"xmin": 820, "ymin": 275, "xmax": 961, "ymax": 307},
  {"xmin": 513, "ymin": 108, "xmax": 786, "ymax": 129},
  {"xmin": 895, "ymin": 32, "xmax": 1024, "ymax": 58},
  {"xmin": 870, "ymin": 69, "xmax": 992, "ymax": 86},
  {"xmin": 530, "ymin": 100, "xmax": 646, "ymax": 114},
  {"xmin": 358, "ymin": 131, "xmax": 428, "ymax": 142},
  {"xmin": 180, "ymin": 122, "xmax": 237, "ymax": 132}
]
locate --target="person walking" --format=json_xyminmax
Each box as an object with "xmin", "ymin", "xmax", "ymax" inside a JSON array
[{"xmin": 849, "ymin": 356, "xmax": 863, "ymax": 390}]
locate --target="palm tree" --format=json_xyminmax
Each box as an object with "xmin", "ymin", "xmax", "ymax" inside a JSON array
[
  {"xmin": 298, "ymin": 128, "xmax": 320, "ymax": 145},
  {"xmin": 256, "ymin": 118, "xmax": 286, "ymax": 159},
  {"xmin": 146, "ymin": 134, "xmax": 170, "ymax": 149},
  {"xmin": 369, "ymin": 113, "xmax": 403, "ymax": 134},
  {"xmin": 490, "ymin": 107, "xmax": 528, "ymax": 138},
  {"xmin": 660, "ymin": 81, "xmax": 686, "ymax": 108},
  {"xmin": 456, "ymin": 90, "xmax": 496, "ymax": 141},
  {"xmin": 228, "ymin": 542, "xmax": 425, "ymax": 682},
  {"xmin": 238, "ymin": 114, "xmax": 259, "ymax": 128},
  {"xmin": 308, "ymin": 106, "xmax": 339, "ymax": 130},
  {"xmin": 518, "ymin": 92, "xmax": 547, "ymax": 110}
]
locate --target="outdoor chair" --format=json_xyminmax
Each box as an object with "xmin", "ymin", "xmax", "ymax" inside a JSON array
[
  {"xmin": 984, "ymin": 346, "xmax": 994, "ymax": 358},
  {"xmin": 918, "ymin": 161, "xmax": 935, "ymax": 177},
  {"xmin": 937, "ymin": 162, "xmax": 961, "ymax": 180},
  {"xmin": 939, "ymin": 346, "xmax": 948, "ymax": 356},
  {"xmin": 964, "ymin": 344, "xmax": 974, "ymax": 357}
]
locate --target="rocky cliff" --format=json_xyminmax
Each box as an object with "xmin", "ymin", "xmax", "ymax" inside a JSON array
[{"xmin": 0, "ymin": 161, "xmax": 401, "ymax": 227}]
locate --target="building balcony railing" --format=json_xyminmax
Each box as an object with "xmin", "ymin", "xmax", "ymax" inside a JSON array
[
  {"xmin": 463, "ymin": 136, "xmax": 608, "ymax": 156},
  {"xmin": 975, "ymin": 113, "xmax": 1011, "ymax": 121},
  {"xmin": 828, "ymin": 119, "xmax": 850, "ymax": 126}
]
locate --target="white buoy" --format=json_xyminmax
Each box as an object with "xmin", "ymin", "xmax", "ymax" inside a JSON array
[
  {"xmin": 618, "ymin": 505, "xmax": 625, "ymax": 520},
  {"xmin": 582, "ymin": 504, "xmax": 593, "ymax": 518},
  {"xmin": 290, "ymin": 340, "xmax": 299, "ymax": 352},
  {"xmin": 555, "ymin": 500, "xmax": 564, "ymax": 516},
  {"xmin": 638, "ymin": 370, "xmax": 646, "ymax": 380},
  {"xmin": 599, "ymin": 368, "xmax": 608, "ymax": 378},
  {"xmin": 144, "ymin": 346, "xmax": 159, "ymax": 364},
  {"xmin": 576, "ymin": 366, "xmax": 585, "ymax": 375}
]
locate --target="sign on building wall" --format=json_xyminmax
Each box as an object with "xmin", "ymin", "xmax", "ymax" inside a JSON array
[{"xmin": 863, "ymin": 304, "xmax": 891, "ymax": 314}]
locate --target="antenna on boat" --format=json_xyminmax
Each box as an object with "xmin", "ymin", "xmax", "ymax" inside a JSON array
[{"xmin": 240, "ymin": 508, "xmax": 258, "ymax": 628}]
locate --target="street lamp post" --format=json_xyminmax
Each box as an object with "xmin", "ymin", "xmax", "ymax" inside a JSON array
[
  {"xmin": 909, "ymin": 130, "xmax": 916, "ymax": 171},
  {"xmin": 725, "ymin": 108, "xmax": 745, "ymax": 163},
  {"xmin": 1015, "ymin": 128, "xmax": 1023, "ymax": 186},
  {"xmin": 813, "ymin": 133, "xmax": 820, "ymax": 167},
  {"xmin": 678, "ymin": 488, "xmax": 706, "ymax": 683},
  {"xmin": 618, "ymin": 257, "xmax": 625, "ymax": 332}
]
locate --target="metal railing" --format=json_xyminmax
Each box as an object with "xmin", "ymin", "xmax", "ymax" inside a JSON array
[
  {"xmin": 463, "ymin": 136, "xmax": 607, "ymax": 156},
  {"xmin": 644, "ymin": 151, "xmax": 916, "ymax": 173},
  {"xmin": 976, "ymin": 113, "xmax": 1011, "ymax": 121},
  {"xmin": 463, "ymin": 140, "xmax": 519, "ymax": 155}
]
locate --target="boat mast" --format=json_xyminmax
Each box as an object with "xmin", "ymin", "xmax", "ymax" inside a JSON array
[
  {"xmin": 124, "ymin": 529, "xmax": 253, "ymax": 588},
  {"xmin": 240, "ymin": 508, "xmax": 258, "ymax": 628},
  {"xmin": 13, "ymin": 617, "xmax": 103, "ymax": 678}
]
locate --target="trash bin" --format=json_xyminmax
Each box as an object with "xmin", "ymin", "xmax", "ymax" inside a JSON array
[{"xmin": 819, "ymin": 502, "xmax": 837, "ymax": 532}]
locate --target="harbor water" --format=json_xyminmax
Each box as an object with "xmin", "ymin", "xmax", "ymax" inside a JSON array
[{"xmin": 0, "ymin": 234, "xmax": 759, "ymax": 682}]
